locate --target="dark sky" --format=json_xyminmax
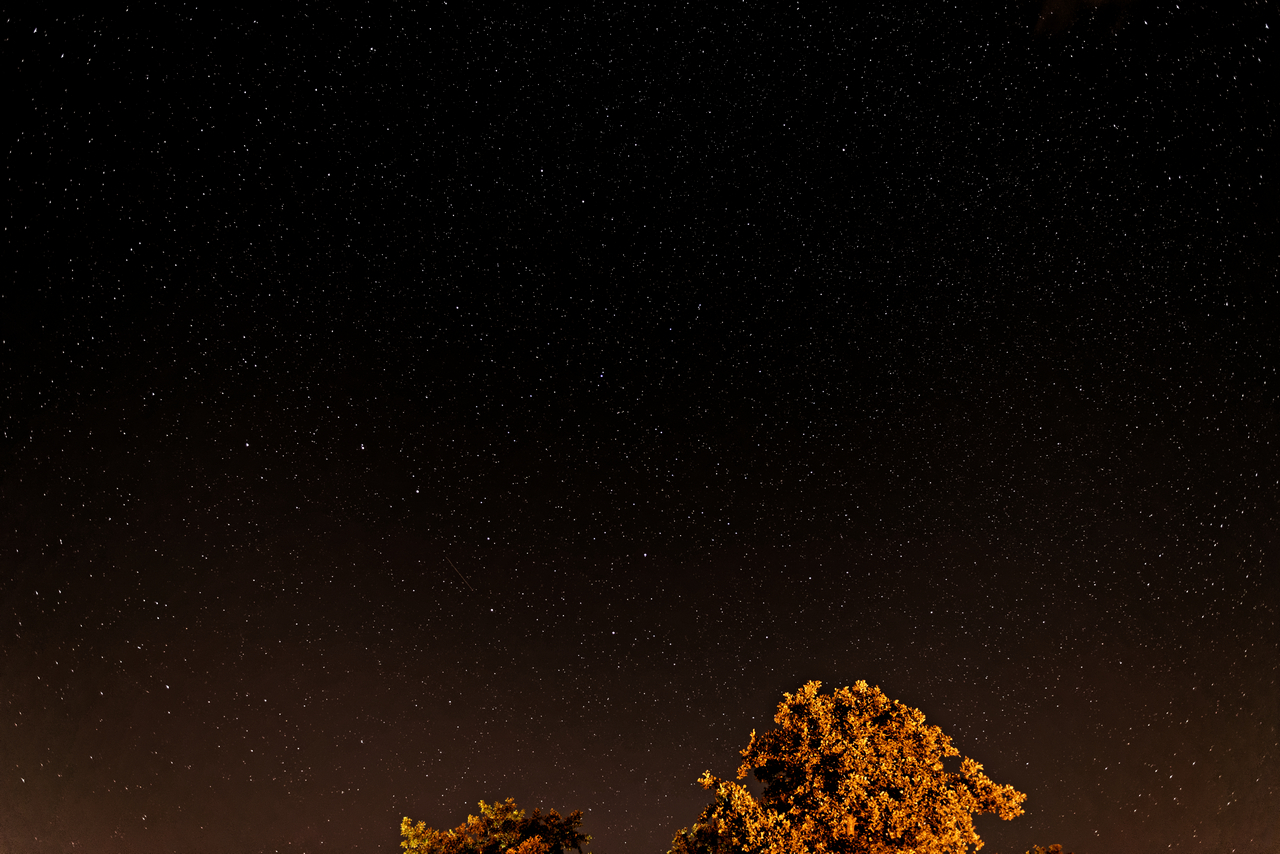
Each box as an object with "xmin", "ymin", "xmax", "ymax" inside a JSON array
[{"xmin": 2, "ymin": 3, "xmax": 1277, "ymax": 853}]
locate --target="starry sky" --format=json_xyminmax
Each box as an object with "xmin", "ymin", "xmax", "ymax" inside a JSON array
[{"xmin": 2, "ymin": 4, "xmax": 1277, "ymax": 854}]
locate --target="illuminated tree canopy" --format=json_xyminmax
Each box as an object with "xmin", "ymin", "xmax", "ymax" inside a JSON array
[
  {"xmin": 400, "ymin": 797, "xmax": 593, "ymax": 854},
  {"xmin": 668, "ymin": 680, "xmax": 1027, "ymax": 854}
]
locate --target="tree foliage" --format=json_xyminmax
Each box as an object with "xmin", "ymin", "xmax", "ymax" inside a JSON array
[
  {"xmin": 668, "ymin": 681, "xmax": 1027, "ymax": 854},
  {"xmin": 401, "ymin": 797, "xmax": 593, "ymax": 854}
]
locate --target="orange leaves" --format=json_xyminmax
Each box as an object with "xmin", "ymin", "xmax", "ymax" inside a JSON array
[
  {"xmin": 670, "ymin": 681, "xmax": 1027, "ymax": 854},
  {"xmin": 400, "ymin": 815, "xmax": 452, "ymax": 853},
  {"xmin": 403, "ymin": 682, "xmax": 1025, "ymax": 854},
  {"xmin": 507, "ymin": 838, "xmax": 553, "ymax": 854},
  {"xmin": 401, "ymin": 797, "xmax": 593, "ymax": 854}
]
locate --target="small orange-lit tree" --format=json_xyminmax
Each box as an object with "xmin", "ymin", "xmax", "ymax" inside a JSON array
[
  {"xmin": 669, "ymin": 681, "xmax": 1027, "ymax": 854},
  {"xmin": 400, "ymin": 797, "xmax": 593, "ymax": 854}
]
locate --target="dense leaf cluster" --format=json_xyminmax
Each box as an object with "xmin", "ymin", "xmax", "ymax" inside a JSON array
[
  {"xmin": 668, "ymin": 681, "xmax": 1026, "ymax": 854},
  {"xmin": 400, "ymin": 798, "xmax": 591, "ymax": 854}
]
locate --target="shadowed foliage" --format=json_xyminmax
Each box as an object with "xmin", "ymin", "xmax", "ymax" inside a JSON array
[{"xmin": 400, "ymin": 797, "xmax": 593, "ymax": 854}]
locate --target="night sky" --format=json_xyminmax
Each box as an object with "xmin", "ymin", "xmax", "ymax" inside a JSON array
[{"xmin": 3, "ymin": 4, "xmax": 1277, "ymax": 854}]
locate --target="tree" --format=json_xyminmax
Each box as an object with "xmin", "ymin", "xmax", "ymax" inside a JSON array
[
  {"xmin": 400, "ymin": 797, "xmax": 594, "ymax": 854},
  {"xmin": 669, "ymin": 681, "xmax": 1027, "ymax": 854}
]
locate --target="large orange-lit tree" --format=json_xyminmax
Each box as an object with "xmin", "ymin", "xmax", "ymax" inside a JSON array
[
  {"xmin": 400, "ymin": 797, "xmax": 593, "ymax": 854},
  {"xmin": 669, "ymin": 681, "xmax": 1027, "ymax": 854}
]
